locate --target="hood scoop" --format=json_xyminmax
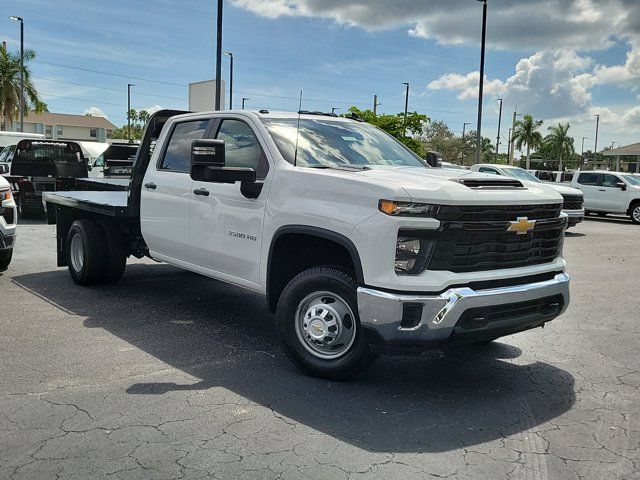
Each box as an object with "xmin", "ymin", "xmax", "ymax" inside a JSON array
[{"xmin": 456, "ymin": 176, "xmax": 524, "ymax": 189}]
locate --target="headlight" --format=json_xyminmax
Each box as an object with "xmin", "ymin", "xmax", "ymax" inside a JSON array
[
  {"xmin": 379, "ymin": 199, "xmax": 440, "ymax": 217},
  {"xmin": 395, "ymin": 233, "xmax": 436, "ymax": 275}
]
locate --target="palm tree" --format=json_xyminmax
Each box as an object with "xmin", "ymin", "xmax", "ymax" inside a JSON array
[
  {"xmin": 480, "ymin": 136, "xmax": 494, "ymax": 162},
  {"xmin": 512, "ymin": 114, "xmax": 543, "ymax": 170},
  {"xmin": 545, "ymin": 123, "xmax": 575, "ymax": 172},
  {"xmin": 0, "ymin": 44, "xmax": 47, "ymax": 130},
  {"xmin": 138, "ymin": 109, "xmax": 150, "ymax": 126}
]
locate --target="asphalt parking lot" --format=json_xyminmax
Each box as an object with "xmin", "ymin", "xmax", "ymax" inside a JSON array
[{"xmin": 1, "ymin": 217, "xmax": 639, "ymax": 480}]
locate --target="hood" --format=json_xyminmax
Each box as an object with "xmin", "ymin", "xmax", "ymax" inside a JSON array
[
  {"xmin": 302, "ymin": 166, "xmax": 564, "ymax": 205},
  {"xmin": 0, "ymin": 175, "xmax": 9, "ymax": 189},
  {"xmin": 546, "ymin": 183, "xmax": 583, "ymax": 196}
]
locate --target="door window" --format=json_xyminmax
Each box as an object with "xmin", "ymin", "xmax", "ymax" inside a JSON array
[
  {"xmin": 602, "ymin": 174, "xmax": 621, "ymax": 188},
  {"xmin": 216, "ymin": 120, "xmax": 268, "ymax": 178},
  {"xmin": 577, "ymin": 173, "xmax": 600, "ymax": 185},
  {"xmin": 159, "ymin": 120, "xmax": 209, "ymax": 172}
]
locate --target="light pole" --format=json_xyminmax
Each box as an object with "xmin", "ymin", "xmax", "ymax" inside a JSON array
[
  {"xmin": 9, "ymin": 16, "xmax": 24, "ymax": 132},
  {"xmin": 495, "ymin": 98, "xmax": 503, "ymax": 161},
  {"xmin": 402, "ymin": 82, "xmax": 410, "ymax": 137},
  {"xmin": 509, "ymin": 107, "xmax": 519, "ymax": 165},
  {"xmin": 475, "ymin": 0, "xmax": 488, "ymax": 164},
  {"xmin": 223, "ymin": 51, "xmax": 233, "ymax": 109},
  {"xmin": 331, "ymin": 107, "xmax": 339, "ymax": 114},
  {"xmin": 581, "ymin": 136, "xmax": 587, "ymax": 165},
  {"xmin": 373, "ymin": 95, "xmax": 381, "ymax": 116},
  {"xmin": 241, "ymin": 97, "xmax": 249, "ymax": 109},
  {"xmin": 127, "ymin": 83, "xmax": 134, "ymax": 142},
  {"xmin": 462, "ymin": 122, "xmax": 471, "ymax": 165},
  {"xmin": 214, "ymin": 0, "xmax": 223, "ymax": 110},
  {"xmin": 594, "ymin": 114, "xmax": 600, "ymax": 166},
  {"xmin": 507, "ymin": 128, "xmax": 512, "ymax": 162}
]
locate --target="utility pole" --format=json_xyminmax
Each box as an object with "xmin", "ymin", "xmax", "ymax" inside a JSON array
[
  {"xmin": 475, "ymin": 0, "xmax": 488, "ymax": 164},
  {"xmin": 402, "ymin": 83, "xmax": 410, "ymax": 137},
  {"xmin": 331, "ymin": 107, "xmax": 339, "ymax": 114},
  {"xmin": 224, "ymin": 51, "xmax": 233, "ymax": 109},
  {"xmin": 9, "ymin": 16, "xmax": 24, "ymax": 132},
  {"xmin": 507, "ymin": 128, "xmax": 512, "ymax": 162},
  {"xmin": 509, "ymin": 106, "xmax": 518, "ymax": 165},
  {"xmin": 462, "ymin": 122, "xmax": 471, "ymax": 165},
  {"xmin": 594, "ymin": 114, "xmax": 600, "ymax": 166},
  {"xmin": 581, "ymin": 136, "xmax": 587, "ymax": 165},
  {"xmin": 495, "ymin": 98, "xmax": 503, "ymax": 161},
  {"xmin": 127, "ymin": 83, "xmax": 134, "ymax": 142},
  {"xmin": 241, "ymin": 97, "xmax": 249, "ymax": 109},
  {"xmin": 214, "ymin": 0, "xmax": 223, "ymax": 110},
  {"xmin": 373, "ymin": 95, "xmax": 381, "ymax": 116}
]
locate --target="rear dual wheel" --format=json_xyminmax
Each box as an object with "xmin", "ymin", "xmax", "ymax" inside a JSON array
[{"xmin": 66, "ymin": 219, "xmax": 127, "ymax": 285}]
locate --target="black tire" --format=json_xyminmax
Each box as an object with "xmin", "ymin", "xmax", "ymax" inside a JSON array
[
  {"xmin": 629, "ymin": 202, "xmax": 640, "ymax": 224},
  {"xmin": 0, "ymin": 249, "xmax": 12, "ymax": 271},
  {"xmin": 66, "ymin": 220, "xmax": 108, "ymax": 285},
  {"xmin": 98, "ymin": 221, "xmax": 127, "ymax": 283},
  {"xmin": 276, "ymin": 266, "xmax": 376, "ymax": 380}
]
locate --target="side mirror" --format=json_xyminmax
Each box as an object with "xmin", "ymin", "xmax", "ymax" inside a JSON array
[
  {"xmin": 616, "ymin": 181, "xmax": 627, "ymax": 191},
  {"xmin": 190, "ymin": 138, "xmax": 257, "ymax": 185},
  {"xmin": 0, "ymin": 165, "xmax": 6, "ymax": 174}
]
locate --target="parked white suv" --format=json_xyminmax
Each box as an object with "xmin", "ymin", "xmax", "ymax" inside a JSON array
[
  {"xmin": 571, "ymin": 171, "xmax": 640, "ymax": 223},
  {"xmin": 0, "ymin": 175, "xmax": 17, "ymax": 271},
  {"xmin": 470, "ymin": 164, "xmax": 584, "ymax": 227}
]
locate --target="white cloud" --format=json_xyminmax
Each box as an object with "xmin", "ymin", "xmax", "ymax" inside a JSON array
[
  {"xmin": 594, "ymin": 41, "xmax": 640, "ymax": 86},
  {"xmin": 83, "ymin": 107, "xmax": 108, "ymax": 118},
  {"xmin": 230, "ymin": 0, "xmax": 639, "ymax": 51}
]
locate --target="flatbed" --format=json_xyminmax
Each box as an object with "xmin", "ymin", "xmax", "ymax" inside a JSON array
[
  {"xmin": 77, "ymin": 178, "xmax": 130, "ymax": 191},
  {"xmin": 43, "ymin": 191, "xmax": 130, "ymax": 217}
]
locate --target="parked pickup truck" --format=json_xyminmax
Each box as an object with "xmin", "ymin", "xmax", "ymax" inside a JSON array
[
  {"xmin": 0, "ymin": 175, "xmax": 17, "ymax": 271},
  {"xmin": 43, "ymin": 109, "xmax": 571, "ymax": 379},
  {"xmin": 1, "ymin": 139, "xmax": 88, "ymax": 218},
  {"xmin": 470, "ymin": 164, "xmax": 585, "ymax": 228},
  {"xmin": 571, "ymin": 170, "xmax": 640, "ymax": 223},
  {"xmin": 88, "ymin": 143, "xmax": 139, "ymax": 179}
]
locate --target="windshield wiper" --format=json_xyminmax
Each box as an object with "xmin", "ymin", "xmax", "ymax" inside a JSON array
[{"xmin": 305, "ymin": 164, "xmax": 371, "ymax": 171}]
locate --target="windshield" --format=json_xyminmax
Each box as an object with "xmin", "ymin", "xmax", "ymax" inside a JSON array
[
  {"xmin": 622, "ymin": 174, "xmax": 640, "ymax": 187},
  {"xmin": 501, "ymin": 167, "xmax": 541, "ymax": 183},
  {"xmin": 261, "ymin": 118, "xmax": 426, "ymax": 168}
]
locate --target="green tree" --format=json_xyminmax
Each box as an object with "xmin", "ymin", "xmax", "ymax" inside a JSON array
[
  {"xmin": 345, "ymin": 106, "xmax": 429, "ymax": 156},
  {"xmin": 421, "ymin": 121, "xmax": 467, "ymax": 164},
  {"xmin": 544, "ymin": 122, "xmax": 575, "ymax": 172},
  {"xmin": 0, "ymin": 44, "xmax": 47, "ymax": 130},
  {"xmin": 512, "ymin": 114, "xmax": 543, "ymax": 170},
  {"xmin": 138, "ymin": 109, "xmax": 150, "ymax": 126},
  {"xmin": 466, "ymin": 131, "xmax": 495, "ymax": 164}
]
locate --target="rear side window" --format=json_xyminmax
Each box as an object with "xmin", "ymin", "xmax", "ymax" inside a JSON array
[
  {"xmin": 160, "ymin": 120, "xmax": 209, "ymax": 172},
  {"xmin": 577, "ymin": 173, "xmax": 600, "ymax": 185},
  {"xmin": 561, "ymin": 172, "xmax": 574, "ymax": 182},
  {"xmin": 216, "ymin": 119, "xmax": 268, "ymax": 178},
  {"xmin": 478, "ymin": 167, "xmax": 499, "ymax": 175}
]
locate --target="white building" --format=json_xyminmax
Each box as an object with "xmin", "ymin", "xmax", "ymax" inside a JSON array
[{"xmin": 189, "ymin": 79, "xmax": 225, "ymax": 112}]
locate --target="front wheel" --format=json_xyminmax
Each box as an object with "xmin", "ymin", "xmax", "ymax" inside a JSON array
[
  {"xmin": 630, "ymin": 203, "xmax": 640, "ymax": 224},
  {"xmin": 0, "ymin": 249, "xmax": 12, "ymax": 271},
  {"xmin": 276, "ymin": 266, "xmax": 376, "ymax": 380}
]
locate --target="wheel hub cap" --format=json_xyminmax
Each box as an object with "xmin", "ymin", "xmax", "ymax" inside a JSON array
[{"xmin": 295, "ymin": 292, "xmax": 356, "ymax": 360}]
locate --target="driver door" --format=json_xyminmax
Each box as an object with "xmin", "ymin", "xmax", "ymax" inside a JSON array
[{"xmin": 597, "ymin": 174, "xmax": 628, "ymax": 213}]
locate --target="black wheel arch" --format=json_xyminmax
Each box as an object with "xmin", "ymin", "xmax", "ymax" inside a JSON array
[{"xmin": 266, "ymin": 225, "xmax": 365, "ymax": 313}]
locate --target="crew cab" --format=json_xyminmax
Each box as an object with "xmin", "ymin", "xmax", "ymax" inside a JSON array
[
  {"xmin": 0, "ymin": 175, "xmax": 17, "ymax": 271},
  {"xmin": 43, "ymin": 110, "xmax": 571, "ymax": 379},
  {"xmin": 1, "ymin": 140, "xmax": 88, "ymax": 218},
  {"xmin": 571, "ymin": 170, "xmax": 640, "ymax": 223},
  {"xmin": 470, "ymin": 164, "xmax": 584, "ymax": 228}
]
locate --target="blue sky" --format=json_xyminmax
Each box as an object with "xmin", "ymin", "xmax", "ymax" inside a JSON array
[{"xmin": 2, "ymin": 0, "xmax": 639, "ymax": 154}]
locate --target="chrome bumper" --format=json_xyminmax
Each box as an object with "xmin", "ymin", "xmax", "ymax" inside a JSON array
[
  {"xmin": 563, "ymin": 209, "xmax": 584, "ymax": 226},
  {"xmin": 357, "ymin": 273, "xmax": 570, "ymax": 346}
]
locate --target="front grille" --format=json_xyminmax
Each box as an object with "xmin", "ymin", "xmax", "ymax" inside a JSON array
[
  {"xmin": 456, "ymin": 294, "xmax": 564, "ymax": 331},
  {"xmin": 435, "ymin": 203, "xmax": 562, "ymax": 222},
  {"xmin": 427, "ymin": 220, "xmax": 564, "ymax": 272},
  {"xmin": 562, "ymin": 194, "xmax": 583, "ymax": 210}
]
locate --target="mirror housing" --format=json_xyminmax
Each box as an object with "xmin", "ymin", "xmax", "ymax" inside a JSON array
[
  {"xmin": 0, "ymin": 164, "xmax": 7, "ymax": 174},
  {"xmin": 616, "ymin": 181, "xmax": 627, "ymax": 191},
  {"xmin": 190, "ymin": 139, "xmax": 225, "ymax": 181}
]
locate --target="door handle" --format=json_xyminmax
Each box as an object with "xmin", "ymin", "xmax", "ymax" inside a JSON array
[
  {"xmin": 598, "ymin": 189, "xmax": 606, "ymax": 192},
  {"xmin": 144, "ymin": 182, "xmax": 156, "ymax": 189},
  {"xmin": 193, "ymin": 188, "xmax": 210, "ymax": 196}
]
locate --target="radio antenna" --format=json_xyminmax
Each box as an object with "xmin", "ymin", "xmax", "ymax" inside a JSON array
[{"xmin": 293, "ymin": 89, "xmax": 303, "ymax": 167}]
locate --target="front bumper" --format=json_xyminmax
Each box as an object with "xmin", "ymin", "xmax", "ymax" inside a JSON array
[
  {"xmin": 563, "ymin": 208, "xmax": 584, "ymax": 227},
  {"xmin": 357, "ymin": 272, "xmax": 570, "ymax": 350}
]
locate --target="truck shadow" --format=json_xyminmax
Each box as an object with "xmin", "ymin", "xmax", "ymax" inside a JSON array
[{"xmin": 13, "ymin": 263, "xmax": 576, "ymax": 453}]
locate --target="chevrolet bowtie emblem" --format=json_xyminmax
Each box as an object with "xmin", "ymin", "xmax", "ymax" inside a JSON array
[{"xmin": 507, "ymin": 217, "xmax": 536, "ymax": 235}]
